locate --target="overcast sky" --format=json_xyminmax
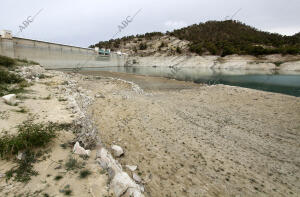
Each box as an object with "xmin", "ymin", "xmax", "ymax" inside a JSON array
[{"xmin": 1, "ymin": 0, "xmax": 299, "ymax": 47}]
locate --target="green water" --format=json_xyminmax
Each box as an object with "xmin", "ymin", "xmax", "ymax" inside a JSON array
[{"xmin": 75, "ymin": 66, "xmax": 300, "ymax": 97}]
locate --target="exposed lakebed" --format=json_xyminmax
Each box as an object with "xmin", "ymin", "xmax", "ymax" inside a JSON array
[{"xmin": 73, "ymin": 66, "xmax": 300, "ymax": 97}]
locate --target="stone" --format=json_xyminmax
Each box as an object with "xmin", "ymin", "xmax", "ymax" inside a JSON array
[
  {"xmin": 111, "ymin": 145, "xmax": 124, "ymax": 157},
  {"xmin": 133, "ymin": 173, "xmax": 142, "ymax": 183},
  {"xmin": 16, "ymin": 151, "xmax": 25, "ymax": 160},
  {"xmin": 96, "ymin": 148, "xmax": 123, "ymax": 175},
  {"xmin": 126, "ymin": 165, "xmax": 137, "ymax": 172},
  {"xmin": 2, "ymin": 94, "xmax": 17, "ymax": 105},
  {"xmin": 111, "ymin": 172, "xmax": 142, "ymax": 197},
  {"xmin": 123, "ymin": 188, "xmax": 144, "ymax": 197},
  {"xmin": 95, "ymin": 93, "xmax": 105, "ymax": 98},
  {"xmin": 73, "ymin": 141, "xmax": 91, "ymax": 156}
]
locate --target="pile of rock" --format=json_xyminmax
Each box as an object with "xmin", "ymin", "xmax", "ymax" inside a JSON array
[
  {"xmin": 17, "ymin": 65, "xmax": 47, "ymax": 81},
  {"xmin": 97, "ymin": 147, "xmax": 144, "ymax": 197}
]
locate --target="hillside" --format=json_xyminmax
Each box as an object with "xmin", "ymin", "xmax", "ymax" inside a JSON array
[{"xmin": 91, "ymin": 20, "xmax": 300, "ymax": 57}]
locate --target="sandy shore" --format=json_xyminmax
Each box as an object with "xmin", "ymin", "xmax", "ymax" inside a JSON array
[
  {"xmin": 0, "ymin": 67, "xmax": 110, "ymax": 197},
  {"xmin": 77, "ymin": 71, "xmax": 300, "ymax": 197}
]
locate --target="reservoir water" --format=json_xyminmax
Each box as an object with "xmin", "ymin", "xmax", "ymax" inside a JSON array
[{"xmin": 73, "ymin": 66, "xmax": 300, "ymax": 97}]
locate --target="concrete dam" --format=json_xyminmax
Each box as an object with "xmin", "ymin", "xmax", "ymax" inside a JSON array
[{"xmin": 0, "ymin": 31, "xmax": 127, "ymax": 69}]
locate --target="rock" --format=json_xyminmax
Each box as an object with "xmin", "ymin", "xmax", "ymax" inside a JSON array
[
  {"xmin": 95, "ymin": 93, "xmax": 105, "ymax": 98},
  {"xmin": 16, "ymin": 152, "xmax": 24, "ymax": 160},
  {"xmin": 2, "ymin": 94, "xmax": 17, "ymax": 105},
  {"xmin": 126, "ymin": 165, "xmax": 137, "ymax": 172},
  {"xmin": 111, "ymin": 145, "xmax": 124, "ymax": 157},
  {"xmin": 96, "ymin": 148, "xmax": 144, "ymax": 197},
  {"xmin": 123, "ymin": 188, "xmax": 144, "ymax": 197},
  {"xmin": 73, "ymin": 141, "xmax": 91, "ymax": 156},
  {"xmin": 0, "ymin": 173, "xmax": 4, "ymax": 178},
  {"xmin": 111, "ymin": 172, "xmax": 143, "ymax": 197},
  {"xmin": 133, "ymin": 173, "xmax": 142, "ymax": 183}
]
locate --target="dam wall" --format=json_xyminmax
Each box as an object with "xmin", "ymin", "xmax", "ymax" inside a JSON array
[{"xmin": 0, "ymin": 36, "xmax": 126, "ymax": 69}]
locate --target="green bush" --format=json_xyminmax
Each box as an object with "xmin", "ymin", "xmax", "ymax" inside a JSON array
[
  {"xmin": 0, "ymin": 55, "xmax": 15, "ymax": 68},
  {"xmin": 139, "ymin": 43, "xmax": 147, "ymax": 50},
  {"xmin": 0, "ymin": 121, "xmax": 59, "ymax": 158},
  {"xmin": 176, "ymin": 47, "xmax": 182, "ymax": 54},
  {"xmin": 5, "ymin": 150, "xmax": 38, "ymax": 182},
  {"xmin": 79, "ymin": 169, "xmax": 91, "ymax": 178},
  {"xmin": 0, "ymin": 69, "xmax": 24, "ymax": 84}
]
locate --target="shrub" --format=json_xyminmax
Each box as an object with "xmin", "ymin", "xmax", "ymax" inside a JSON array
[
  {"xmin": 60, "ymin": 185, "xmax": 72, "ymax": 196},
  {"xmin": 5, "ymin": 150, "xmax": 38, "ymax": 182},
  {"xmin": 0, "ymin": 55, "xmax": 15, "ymax": 68},
  {"xmin": 139, "ymin": 43, "xmax": 147, "ymax": 50},
  {"xmin": 79, "ymin": 169, "xmax": 91, "ymax": 178},
  {"xmin": 274, "ymin": 61, "xmax": 284, "ymax": 67},
  {"xmin": 65, "ymin": 157, "xmax": 82, "ymax": 171},
  {"xmin": 0, "ymin": 69, "xmax": 24, "ymax": 84},
  {"xmin": 54, "ymin": 175, "xmax": 63, "ymax": 181},
  {"xmin": 176, "ymin": 47, "xmax": 182, "ymax": 54},
  {"xmin": 0, "ymin": 121, "xmax": 59, "ymax": 158}
]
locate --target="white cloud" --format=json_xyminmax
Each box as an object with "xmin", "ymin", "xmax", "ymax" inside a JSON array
[{"xmin": 164, "ymin": 20, "xmax": 188, "ymax": 31}]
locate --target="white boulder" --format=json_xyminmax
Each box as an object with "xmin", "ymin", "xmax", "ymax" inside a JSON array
[
  {"xmin": 2, "ymin": 94, "xmax": 17, "ymax": 105},
  {"xmin": 73, "ymin": 141, "xmax": 91, "ymax": 156},
  {"xmin": 111, "ymin": 145, "xmax": 124, "ymax": 157}
]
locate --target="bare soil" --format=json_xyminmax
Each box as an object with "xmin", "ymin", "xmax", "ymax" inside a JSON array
[
  {"xmin": 0, "ymin": 72, "xmax": 109, "ymax": 197},
  {"xmin": 79, "ymin": 71, "xmax": 300, "ymax": 197}
]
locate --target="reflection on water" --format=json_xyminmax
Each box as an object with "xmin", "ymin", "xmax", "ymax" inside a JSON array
[{"xmin": 79, "ymin": 66, "xmax": 300, "ymax": 97}]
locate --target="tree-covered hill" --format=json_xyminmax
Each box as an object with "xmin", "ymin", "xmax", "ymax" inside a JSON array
[{"xmin": 91, "ymin": 20, "xmax": 300, "ymax": 57}]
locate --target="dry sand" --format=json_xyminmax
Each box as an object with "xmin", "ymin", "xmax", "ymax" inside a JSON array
[
  {"xmin": 0, "ymin": 70, "xmax": 110, "ymax": 197},
  {"xmin": 78, "ymin": 71, "xmax": 300, "ymax": 197}
]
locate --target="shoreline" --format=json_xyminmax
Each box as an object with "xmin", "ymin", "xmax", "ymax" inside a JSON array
[{"xmin": 126, "ymin": 54, "xmax": 300, "ymax": 71}]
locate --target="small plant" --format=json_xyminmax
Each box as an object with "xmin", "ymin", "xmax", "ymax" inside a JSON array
[
  {"xmin": 60, "ymin": 143, "xmax": 68, "ymax": 149},
  {"xmin": 60, "ymin": 185, "xmax": 72, "ymax": 196},
  {"xmin": 176, "ymin": 46, "xmax": 182, "ymax": 54},
  {"xmin": 79, "ymin": 154, "xmax": 89, "ymax": 160},
  {"xmin": 79, "ymin": 169, "xmax": 91, "ymax": 179},
  {"xmin": 54, "ymin": 175, "xmax": 63, "ymax": 181},
  {"xmin": 139, "ymin": 43, "xmax": 147, "ymax": 50},
  {"xmin": 0, "ymin": 55, "xmax": 15, "ymax": 68},
  {"xmin": 5, "ymin": 150, "xmax": 38, "ymax": 183},
  {"xmin": 0, "ymin": 69, "xmax": 24, "ymax": 84},
  {"xmin": 0, "ymin": 121, "xmax": 61, "ymax": 158},
  {"xmin": 65, "ymin": 156, "xmax": 82, "ymax": 171},
  {"xmin": 39, "ymin": 74, "xmax": 48, "ymax": 79},
  {"xmin": 274, "ymin": 61, "xmax": 284, "ymax": 67}
]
